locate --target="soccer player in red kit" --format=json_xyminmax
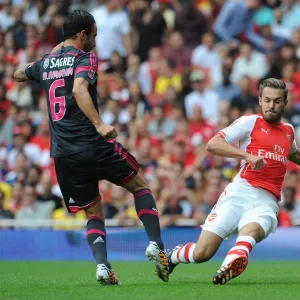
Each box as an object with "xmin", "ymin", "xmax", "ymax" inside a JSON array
[{"xmin": 168, "ymin": 78, "xmax": 300, "ymax": 284}]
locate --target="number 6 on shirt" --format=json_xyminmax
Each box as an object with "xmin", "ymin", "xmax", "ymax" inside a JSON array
[{"xmin": 49, "ymin": 79, "xmax": 66, "ymax": 121}]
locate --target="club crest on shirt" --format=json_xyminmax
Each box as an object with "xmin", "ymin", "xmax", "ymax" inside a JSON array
[
  {"xmin": 43, "ymin": 58, "xmax": 50, "ymax": 69},
  {"xmin": 286, "ymin": 133, "xmax": 291, "ymax": 141},
  {"xmin": 88, "ymin": 67, "xmax": 96, "ymax": 79},
  {"xmin": 208, "ymin": 213, "xmax": 217, "ymax": 222}
]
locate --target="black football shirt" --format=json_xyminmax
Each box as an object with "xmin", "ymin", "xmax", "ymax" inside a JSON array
[{"xmin": 25, "ymin": 46, "xmax": 104, "ymax": 157}]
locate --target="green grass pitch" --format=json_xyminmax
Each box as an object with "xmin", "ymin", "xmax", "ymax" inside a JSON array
[{"xmin": 1, "ymin": 261, "xmax": 300, "ymax": 300}]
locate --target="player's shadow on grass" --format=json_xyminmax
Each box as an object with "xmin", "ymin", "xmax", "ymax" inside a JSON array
[
  {"xmin": 228, "ymin": 279, "xmax": 300, "ymax": 286},
  {"xmin": 132, "ymin": 281, "xmax": 211, "ymax": 286}
]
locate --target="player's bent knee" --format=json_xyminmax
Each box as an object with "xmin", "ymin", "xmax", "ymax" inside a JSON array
[
  {"xmin": 84, "ymin": 201, "xmax": 104, "ymax": 220},
  {"xmin": 122, "ymin": 170, "xmax": 148, "ymax": 194},
  {"xmin": 193, "ymin": 247, "xmax": 215, "ymax": 263}
]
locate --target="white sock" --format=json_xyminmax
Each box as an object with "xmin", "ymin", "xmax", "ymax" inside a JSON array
[
  {"xmin": 221, "ymin": 236, "xmax": 256, "ymax": 267},
  {"xmin": 171, "ymin": 242, "xmax": 196, "ymax": 264}
]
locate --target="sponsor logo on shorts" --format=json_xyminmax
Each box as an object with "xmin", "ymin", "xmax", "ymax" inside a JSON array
[
  {"xmin": 208, "ymin": 213, "xmax": 217, "ymax": 222},
  {"xmin": 68, "ymin": 198, "xmax": 75, "ymax": 204},
  {"xmin": 93, "ymin": 236, "xmax": 104, "ymax": 244}
]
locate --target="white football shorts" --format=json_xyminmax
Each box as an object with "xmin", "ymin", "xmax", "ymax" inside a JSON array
[{"xmin": 202, "ymin": 180, "xmax": 279, "ymax": 239}]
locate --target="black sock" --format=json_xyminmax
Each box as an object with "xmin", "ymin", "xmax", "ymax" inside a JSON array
[
  {"xmin": 134, "ymin": 189, "xmax": 164, "ymax": 250},
  {"xmin": 86, "ymin": 216, "xmax": 111, "ymax": 268}
]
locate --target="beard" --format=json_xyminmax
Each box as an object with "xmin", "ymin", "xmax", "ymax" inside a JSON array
[
  {"xmin": 262, "ymin": 110, "xmax": 283, "ymax": 124},
  {"xmin": 83, "ymin": 39, "xmax": 94, "ymax": 52}
]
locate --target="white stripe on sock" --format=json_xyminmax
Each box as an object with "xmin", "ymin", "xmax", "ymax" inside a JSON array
[
  {"xmin": 236, "ymin": 236, "xmax": 256, "ymax": 248},
  {"xmin": 188, "ymin": 244, "xmax": 196, "ymax": 263},
  {"xmin": 179, "ymin": 245, "xmax": 188, "ymax": 263}
]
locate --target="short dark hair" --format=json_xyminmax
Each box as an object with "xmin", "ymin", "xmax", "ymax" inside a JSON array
[
  {"xmin": 63, "ymin": 10, "xmax": 95, "ymax": 40},
  {"xmin": 259, "ymin": 78, "xmax": 288, "ymax": 101}
]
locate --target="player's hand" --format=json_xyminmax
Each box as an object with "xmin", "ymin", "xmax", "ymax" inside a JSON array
[
  {"xmin": 96, "ymin": 124, "xmax": 118, "ymax": 140},
  {"xmin": 245, "ymin": 154, "xmax": 267, "ymax": 170}
]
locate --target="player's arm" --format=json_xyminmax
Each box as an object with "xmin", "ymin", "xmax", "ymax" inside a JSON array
[
  {"xmin": 206, "ymin": 136, "xmax": 266, "ymax": 170},
  {"xmin": 287, "ymin": 129, "xmax": 300, "ymax": 164},
  {"xmin": 14, "ymin": 62, "xmax": 35, "ymax": 82},
  {"xmin": 14, "ymin": 58, "xmax": 43, "ymax": 83},
  {"xmin": 206, "ymin": 136, "xmax": 250, "ymax": 160},
  {"xmin": 72, "ymin": 78, "xmax": 117, "ymax": 139},
  {"xmin": 288, "ymin": 149, "xmax": 300, "ymax": 165},
  {"xmin": 206, "ymin": 116, "xmax": 267, "ymax": 170}
]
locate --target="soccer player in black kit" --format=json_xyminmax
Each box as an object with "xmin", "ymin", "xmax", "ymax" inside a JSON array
[{"xmin": 14, "ymin": 10, "xmax": 169, "ymax": 285}]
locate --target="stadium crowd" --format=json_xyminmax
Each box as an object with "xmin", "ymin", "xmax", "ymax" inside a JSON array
[{"xmin": 0, "ymin": 0, "xmax": 300, "ymax": 228}]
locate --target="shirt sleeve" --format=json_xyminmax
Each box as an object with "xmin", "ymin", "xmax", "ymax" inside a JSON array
[
  {"xmin": 291, "ymin": 139, "xmax": 298, "ymax": 154},
  {"xmin": 24, "ymin": 59, "xmax": 43, "ymax": 82},
  {"xmin": 120, "ymin": 12, "xmax": 131, "ymax": 35},
  {"xmin": 74, "ymin": 52, "xmax": 98, "ymax": 85},
  {"xmin": 218, "ymin": 116, "xmax": 253, "ymax": 144},
  {"xmin": 287, "ymin": 124, "xmax": 298, "ymax": 154}
]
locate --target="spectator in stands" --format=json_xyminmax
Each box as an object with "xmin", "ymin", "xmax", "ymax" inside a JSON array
[
  {"xmin": 191, "ymin": 32, "xmax": 222, "ymax": 87},
  {"xmin": 188, "ymin": 105, "xmax": 215, "ymax": 144},
  {"xmin": 0, "ymin": 84, "xmax": 11, "ymax": 118},
  {"xmin": 231, "ymin": 43, "xmax": 269, "ymax": 84},
  {"xmin": 184, "ymin": 70, "xmax": 220, "ymax": 124},
  {"xmin": 9, "ymin": 182, "xmax": 23, "ymax": 213},
  {"xmin": 174, "ymin": 0, "xmax": 208, "ymax": 48},
  {"xmin": 36, "ymin": 170, "xmax": 63, "ymax": 210},
  {"xmin": 30, "ymin": 117, "xmax": 51, "ymax": 168},
  {"xmin": 6, "ymin": 81, "xmax": 32, "ymax": 107},
  {"xmin": 281, "ymin": 0, "xmax": 300, "ymax": 33},
  {"xmin": 160, "ymin": 190, "xmax": 187, "ymax": 228},
  {"xmin": 291, "ymin": 28, "xmax": 300, "ymax": 58},
  {"xmin": 163, "ymin": 31, "xmax": 192, "ymax": 69},
  {"xmin": 8, "ymin": 7, "xmax": 26, "ymax": 50},
  {"xmin": 23, "ymin": 0, "xmax": 52, "ymax": 26},
  {"xmin": 26, "ymin": 165, "xmax": 42, "ymax": 186},
  {"xmin": 15, "ymin": 184, "xmax": 54, "ymax": 222},
  {"xmin": 155, "ymin": 58, "xmax": 181, "ymax": 95},
  {"xmin": 215, "ymin": 59, "xmax": 241, "ymax": 103},
  {"xmin": 140, "ymin": 47, "xmax": 164, "ymax": 93},
  {"xmin": 148, "ymin": 105, "xmax": 176, "ymax": 140},
  {"xmin": 103, "ymin": 51, "xmax": 126, "ymax": 75},
  {"xmin": 0, "ymin": 0, "xmax": 16, "ymax": 31},
  {"xmin": 231, "ymin": 76, "xmax": 258, "ymax": 112},
  {"xmin": 131, "ymin": 0, "xmax": 167, "ymax": 62},
  {"xmin": 125, "ymin": 54, "xmax": 152, "ymax": 95},
  {"xmin": 128, "ymin": 80, "xmax": 152, "ymax": 118},
  {"xmin": 5, "ymin": 151, "xmax": 28, "ymax": 185},
  {"xmin": 0, "ymin": 188, "xmax": 14, "ymax": 219},
  {"xmin": 213, "ymin": 0, "xmax": 275, "ymax": 53},
  {"xmin": 6, "ymin": 125, "xmax": 40, "ymax": 169},
  {"xmin": 92, "ymin": 0, "xmax": 133, "ymax": 60},
  {"xmin": 102, "ymin": 99, "xmax": 129, "ymax": 125},
  {"xmin": 272, "ymin": 7, "xmax": 292, "ymax": 41},
  {"xmin": 0, "ymin": 103, "xmax": 19, "ymax": 146}
]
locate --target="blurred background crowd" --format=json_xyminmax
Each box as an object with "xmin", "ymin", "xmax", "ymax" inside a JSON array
[{"xmin": 0, "ymin": 0, "xmax": 300, "ymax": 228}]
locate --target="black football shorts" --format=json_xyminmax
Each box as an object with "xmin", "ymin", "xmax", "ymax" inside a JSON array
[{"xmin": 54, "ymin": 139, "xmax": 139, "ymax": 213}]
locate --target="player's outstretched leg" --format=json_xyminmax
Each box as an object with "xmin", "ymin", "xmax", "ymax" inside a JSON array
[
  {"xmin": 85, "ymin": 201, "xmax": 121, "ymax": 285},
  {"xmin": 168, "ymin": 230, "xmax": 223, "ymax": 275},
  {"xmin": 123, "ymin": 171, "xmax": 168, "ymax": 282},
  {"xmin": 213, "ymin": 222, "xmax": 265, "ymax": 285}
]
